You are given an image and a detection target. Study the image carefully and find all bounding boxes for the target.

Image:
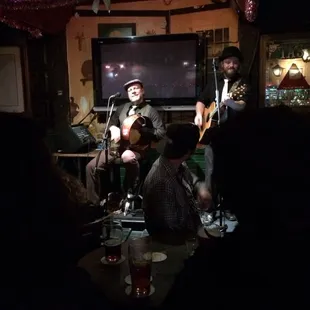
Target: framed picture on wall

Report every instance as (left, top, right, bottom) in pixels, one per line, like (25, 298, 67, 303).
(98, 23, 136, 38)
(0, 46, 24, 113)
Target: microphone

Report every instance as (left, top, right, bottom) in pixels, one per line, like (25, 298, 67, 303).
(109, 92, 121, 99)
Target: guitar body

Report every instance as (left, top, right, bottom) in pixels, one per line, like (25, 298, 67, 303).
(198, 83, 247, 144)
(199, 101, 225, 143)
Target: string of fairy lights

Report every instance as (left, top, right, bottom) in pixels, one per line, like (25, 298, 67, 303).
(0, 0, 259, 37)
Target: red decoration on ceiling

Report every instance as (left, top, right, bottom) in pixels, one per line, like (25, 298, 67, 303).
(244, 0, 258, 22)
(0, 0, 76, 37)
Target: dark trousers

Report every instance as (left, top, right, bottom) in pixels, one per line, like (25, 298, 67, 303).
(86, 150, 141, 204)
(205, 144, 233, 213)
(204, 144, 214, 191)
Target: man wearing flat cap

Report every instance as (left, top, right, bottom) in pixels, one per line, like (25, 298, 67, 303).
(86, 79, 165, 204)
(194, 46, 251, 221)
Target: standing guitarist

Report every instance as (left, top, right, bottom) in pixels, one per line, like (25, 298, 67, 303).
(194, 46, 251, 221)
(86, 79, 166, 205)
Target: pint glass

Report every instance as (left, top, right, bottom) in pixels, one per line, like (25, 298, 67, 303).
(102, 219, 123, 263)
(128, 237, 152, 298)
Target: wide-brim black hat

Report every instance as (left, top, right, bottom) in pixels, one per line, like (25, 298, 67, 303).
(123, 79, 144, 91)
(219, 46, 243, 62)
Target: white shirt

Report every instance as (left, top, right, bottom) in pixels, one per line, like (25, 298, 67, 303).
(220, 79, 229, 123)
(128, 105, 137, 116)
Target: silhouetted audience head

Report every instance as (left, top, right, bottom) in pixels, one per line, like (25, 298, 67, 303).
(60, 169, 88, 206)
(212, 106, 310, 235)
(158, 123, 200, 159)
(0, 113, 80, 286)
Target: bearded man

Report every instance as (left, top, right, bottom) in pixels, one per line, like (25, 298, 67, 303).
(194, 46, 251, 221)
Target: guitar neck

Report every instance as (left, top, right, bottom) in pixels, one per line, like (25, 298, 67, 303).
(210, 101, 224, 118)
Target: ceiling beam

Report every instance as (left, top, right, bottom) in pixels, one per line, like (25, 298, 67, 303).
(77, 0, 150, 4)
(76, 2, 230, 16)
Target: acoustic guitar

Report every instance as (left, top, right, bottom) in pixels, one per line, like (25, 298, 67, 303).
(199, 84, 247, 143)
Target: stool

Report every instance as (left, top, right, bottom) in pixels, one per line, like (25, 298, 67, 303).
(96, 157, 152, 214)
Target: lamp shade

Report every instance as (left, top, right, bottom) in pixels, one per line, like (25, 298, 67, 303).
(289, 63, 299, 75)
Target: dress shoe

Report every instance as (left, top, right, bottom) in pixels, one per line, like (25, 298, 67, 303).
(224, 210, 237, 221)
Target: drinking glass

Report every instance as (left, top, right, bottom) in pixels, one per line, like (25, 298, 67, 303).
(128, 237, 152, 298)
(102, 218, 123, 263)
(185, 236, 198, 257)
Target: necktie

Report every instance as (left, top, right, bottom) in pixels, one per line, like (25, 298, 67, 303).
(221, 79, 229, 103)
(220, 79, 229, 123)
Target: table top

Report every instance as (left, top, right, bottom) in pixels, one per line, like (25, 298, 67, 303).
(53, 149, 100, 158)
(52, 142, 205, 158)
(78, 241, 188, 308)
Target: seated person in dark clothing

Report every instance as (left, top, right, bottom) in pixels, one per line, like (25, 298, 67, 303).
(0, 113, 113, 309)
(86, 79, 166, 204)
(143, 123, 212, 244)
(162, 106, 310, 309)
(60, 169, 105, 223)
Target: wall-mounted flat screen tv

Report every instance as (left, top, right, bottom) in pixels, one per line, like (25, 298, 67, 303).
(91, 33, 204, 109)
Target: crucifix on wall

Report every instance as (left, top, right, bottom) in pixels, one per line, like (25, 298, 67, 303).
(75, 31, 85, 51)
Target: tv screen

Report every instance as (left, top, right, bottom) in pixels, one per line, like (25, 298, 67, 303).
(92, 34, 203, 108)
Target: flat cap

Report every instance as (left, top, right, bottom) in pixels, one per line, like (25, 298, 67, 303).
(123, 79, 143, 91)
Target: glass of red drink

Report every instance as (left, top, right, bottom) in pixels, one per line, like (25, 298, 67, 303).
(102, 219, 123, 263)
(128, 237, 152, 298)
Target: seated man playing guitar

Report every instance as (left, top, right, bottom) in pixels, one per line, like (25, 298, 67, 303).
(86, 79, 166, 205)
(194, 46, 251, 221)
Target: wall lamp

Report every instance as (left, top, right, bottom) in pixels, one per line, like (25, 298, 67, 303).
(302, 49, 310, 62)
(272, 64, 283, 77)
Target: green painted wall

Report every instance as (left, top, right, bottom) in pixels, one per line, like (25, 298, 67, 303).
(120, 148, 205, 184)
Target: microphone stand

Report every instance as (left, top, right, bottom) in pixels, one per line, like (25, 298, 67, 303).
(212, 58, 227, 237)
(94, 95, 116, 214)
(212, 58, 221, 127)
(86, 113, 98, 128)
